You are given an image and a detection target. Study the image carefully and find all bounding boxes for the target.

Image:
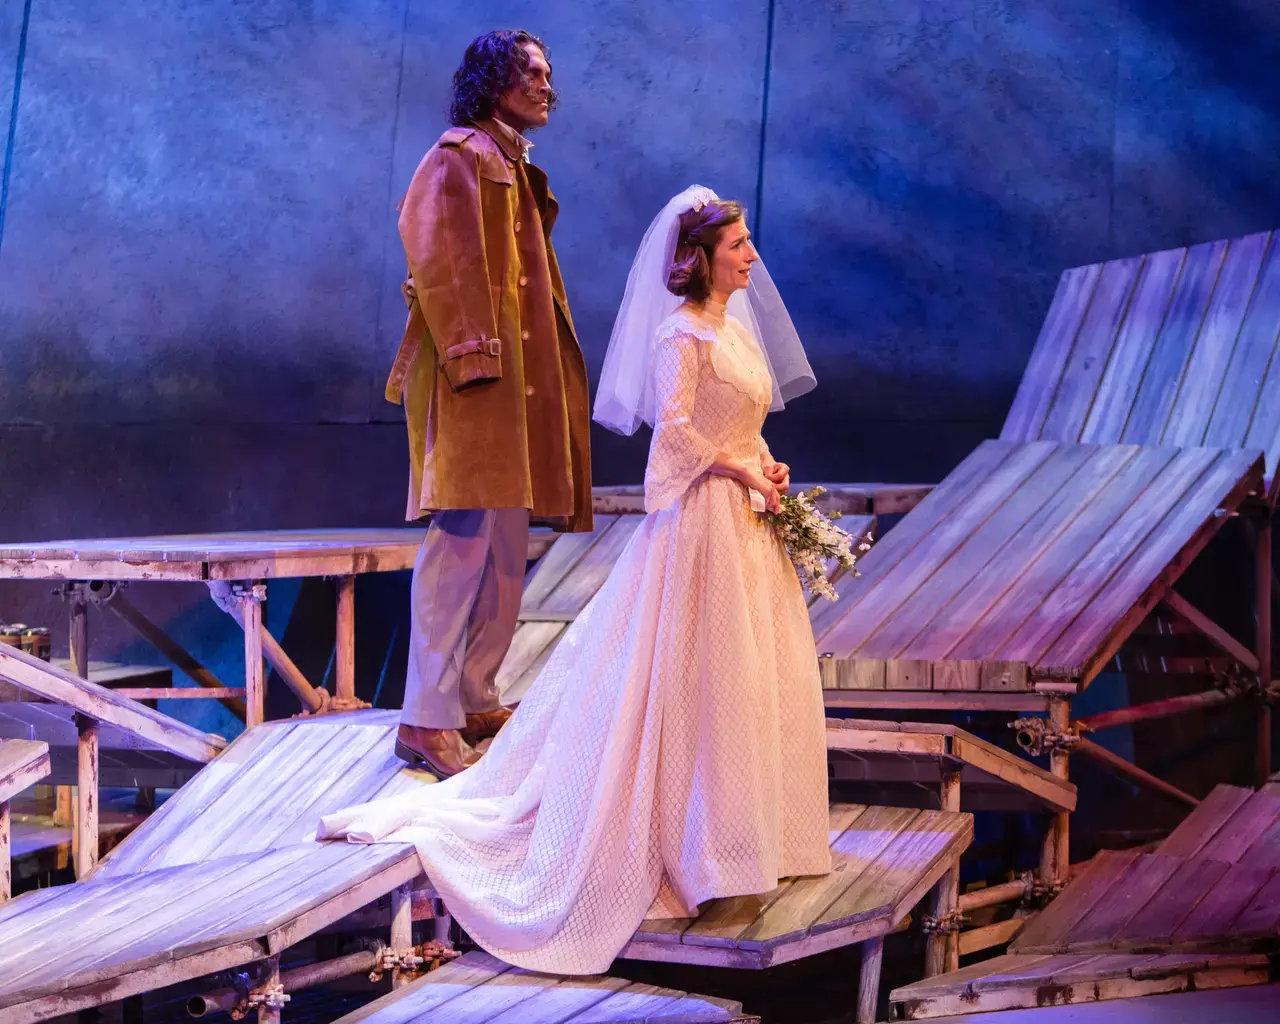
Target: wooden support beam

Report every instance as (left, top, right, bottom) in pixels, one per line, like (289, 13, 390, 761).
(925, 771, 961, 978)
(0, 800, 9, 903)
(105, 588, 245, 718)
(856, 935, 884, 1024)
(956, 915, 1028, 956)
(1075, 688, 1241, 732)
(239, 585, 266, 729)
(1049, 697, 1070, 888)
(1075, 736, 1199, 808)
(1162, 589, 1259, 672)
(113, 686, 247, 700)
(257, 956, 282, 1024)
(76, 714, 99, 879)
(390, 882, 413, 990)
(335, 575, 356, 706)
(1257, 511, 1273, 785)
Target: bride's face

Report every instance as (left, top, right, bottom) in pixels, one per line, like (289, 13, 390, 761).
(710, 220, 760, 296)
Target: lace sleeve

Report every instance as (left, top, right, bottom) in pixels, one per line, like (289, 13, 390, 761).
(644, 329, 718, 512)
(759, 436, 774, 466)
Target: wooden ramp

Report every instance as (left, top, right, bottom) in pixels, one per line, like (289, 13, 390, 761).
(811, 440, 1262, 698)
(334, 951, 750, 1024)
(826, 719, 1077, 813)
(889, 780, 1280, 1017)
(1002, 228, 1280, 494)
(623, 804, 971, 963)
(1, 739, 50, 901)
(502, 505, 876, 705)
(0, 712, 431, 1021)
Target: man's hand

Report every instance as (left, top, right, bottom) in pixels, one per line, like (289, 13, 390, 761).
(763, 460, 791, 495)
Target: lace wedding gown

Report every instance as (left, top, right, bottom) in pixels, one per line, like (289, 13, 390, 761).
(318, 300, 831, 975)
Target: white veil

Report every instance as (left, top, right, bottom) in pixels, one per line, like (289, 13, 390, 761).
(593, 185, 816, 436)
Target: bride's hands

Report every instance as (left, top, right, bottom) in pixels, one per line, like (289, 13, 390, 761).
(739, 467, 782, 514)
(763, 460, 791, 495)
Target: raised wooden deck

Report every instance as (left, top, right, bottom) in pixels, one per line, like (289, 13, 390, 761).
(1, 739, 51, 902)
(334, 951, 751, 1024)
(810, 440, 1262, 694)
(826, 719, 1077, 813)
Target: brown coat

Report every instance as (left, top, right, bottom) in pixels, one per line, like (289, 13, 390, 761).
(386, 120, 593, 533)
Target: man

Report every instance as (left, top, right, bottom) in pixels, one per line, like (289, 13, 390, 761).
(385, 30, 593, 777)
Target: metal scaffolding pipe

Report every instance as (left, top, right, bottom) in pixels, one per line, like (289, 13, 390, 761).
(187, 949, 380, 1017)
(1075, 737, 1200, 808)
(957, 878, 1031, 913)
(1075, 688, 1240, 733)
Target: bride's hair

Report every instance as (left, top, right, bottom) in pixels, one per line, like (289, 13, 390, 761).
(666, 200, 745, 303)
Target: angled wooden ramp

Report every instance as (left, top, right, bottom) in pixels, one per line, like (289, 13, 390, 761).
(0, 712, 433, 1022)
(1, 739, 50, 901)
(812, 440, 1262, 698)
(503, 505, 876, 705)
(890, 781, 1280, 1018)
(826, 719, 1076, 813)
(1003, 228, 1280, 494)
(334, 951, 751, 1024)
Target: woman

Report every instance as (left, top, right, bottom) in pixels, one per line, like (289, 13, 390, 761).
(319, 186, 830, 975)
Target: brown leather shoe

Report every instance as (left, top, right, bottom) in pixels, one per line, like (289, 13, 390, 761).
(395, 725, 479, 778)
(461, 706, 514, 748)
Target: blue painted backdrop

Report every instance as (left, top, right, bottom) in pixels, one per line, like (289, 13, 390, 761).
(1, 1, 1279, 738)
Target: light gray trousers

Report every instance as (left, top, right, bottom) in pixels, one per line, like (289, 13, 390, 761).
(401, 508, 530, 730)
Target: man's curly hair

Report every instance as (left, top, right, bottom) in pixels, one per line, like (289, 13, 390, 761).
(449, 30, 557, 127)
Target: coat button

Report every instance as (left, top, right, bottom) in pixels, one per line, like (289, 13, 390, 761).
(514, 222, 522, 233)
(518, 275, 528, 287)
(521, 330, 530, 341)
(525, 385, 535, 397)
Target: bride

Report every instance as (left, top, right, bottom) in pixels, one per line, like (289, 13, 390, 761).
(319, 185, 831, 975)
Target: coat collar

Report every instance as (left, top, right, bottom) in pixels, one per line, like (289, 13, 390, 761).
(475, 118, 531, 164)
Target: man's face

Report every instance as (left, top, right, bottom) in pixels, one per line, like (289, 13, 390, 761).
(496, 42, 552, 131)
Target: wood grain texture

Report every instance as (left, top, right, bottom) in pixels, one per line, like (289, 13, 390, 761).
(0, 740, 51, 804)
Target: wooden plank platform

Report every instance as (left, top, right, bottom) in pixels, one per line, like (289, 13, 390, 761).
(0, 644, 223, 767)
(620, 803, 972, 969)
(0, 841, 420, 1021)
(500, 512, 877, 704)
(826, 719, 1077, 813)
(335, 950, 750, 1024)
(0, 741, 49, 806)
(811, 440, 1262, 692)
(1002, 229, 1280, 494)
(889, 951, 1270, 1019)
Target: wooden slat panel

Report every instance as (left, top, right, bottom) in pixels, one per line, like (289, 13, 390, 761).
(1170, 863, 1274, 944)
(333, 951, 512, 1024)
(812, 441, 1018, 643)
(861, 445, 1099, 660)
(1080, 247, 1186, 443)
(947, 446, 1176, 663)
(966, 953, 1101, 993)
(1226, 871, 1280, 940)
(1198, 793, 1280, 864)
(1206, 233, 1280, 455)
(521, 518, 619, 612)
(1162, 233, 1270, 447)
(561, 983, 699, 1024)
(1157, 785, 1254, 858)
(811, 810, 969, 933)
(1120, 239, 1230, 444)
(495, 623, 566, 695)
(1115, 858, 1231, 948)
(905, 446, 1136, 661)
(482, 976, 633, 1024)
(1011, 850, 1141, 952)
(539, 516, 643, 616)
(1062, 854, 1183, 949)
(1009, 448, 1251, 672)
(1040, 256, 1145, 441)
(1002, 263, 1105, 442)
(0, 740, 50, 804)
(820, 443, 1057, 655)
(1237, 813, 1280, 870)
(819, 658, 886, 690)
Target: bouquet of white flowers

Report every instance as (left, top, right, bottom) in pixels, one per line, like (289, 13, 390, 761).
(767, 486, 874, 602)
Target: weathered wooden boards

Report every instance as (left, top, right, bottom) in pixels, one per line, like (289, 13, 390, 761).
(0, 529, 429, 582)
(98, 711, 427, 876)
(889, 951, 1270, 1019)
(333, 950, 749, 1024)
(1003, 229, 1280, 494)
(592, 483, 926, 517)
(0, 644, 223, 765)
(812, 440, 1262, 693)
(1006, 783, 1280, 958)
(0, 841, 420, 1022)
(1, 740, 51, 902)
(825, 719, 1077, 813)
(620, 803, 972, 970)
(498, 513, 875, 704)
